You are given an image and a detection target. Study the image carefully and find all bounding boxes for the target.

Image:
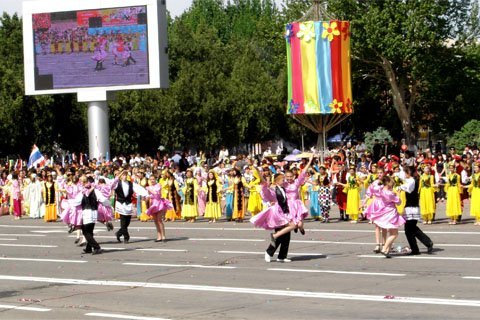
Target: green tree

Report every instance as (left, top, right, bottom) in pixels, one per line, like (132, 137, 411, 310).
(447, 120, 480, 151)
(329, 0, 475, 147)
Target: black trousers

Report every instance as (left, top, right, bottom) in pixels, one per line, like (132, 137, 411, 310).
(82, 223, 100, 251)
(266, 227, 291, 260)
(404, 220, 432, 254)
(116, 215, 132, 241)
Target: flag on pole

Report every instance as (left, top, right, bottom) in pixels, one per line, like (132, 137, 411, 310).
(27, 145, 46, 169)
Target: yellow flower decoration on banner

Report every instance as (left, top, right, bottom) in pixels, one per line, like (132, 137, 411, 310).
(322, 21, 340, 41)
(329, 99, 343, 113)
(304, 100, 319, 113)
(297, 22, 315, 42)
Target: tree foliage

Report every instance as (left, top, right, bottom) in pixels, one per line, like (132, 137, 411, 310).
(447, 120, 480, 151)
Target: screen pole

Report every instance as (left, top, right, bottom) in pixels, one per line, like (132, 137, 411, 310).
(87, 101, 110, 162)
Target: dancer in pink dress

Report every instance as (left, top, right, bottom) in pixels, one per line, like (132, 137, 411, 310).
(363, 167, 387, 253)
(60, 176, 83, 232)
(92, 38, 108, 71)
(96, 178, 114, 231)
(368, 176, 406, 258)
(195, 168, 206, 217)
(146, 175, 173, 242)
(251, 155, 314, 246)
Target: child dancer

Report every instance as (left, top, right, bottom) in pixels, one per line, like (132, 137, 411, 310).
(338, 166, 361, 223)
(368, 176, 406, 258)
(419, 165, 437, 224)
(146, 175, 173, 242)
(308, 174, 322, 221)
(318, 165, 331, 222)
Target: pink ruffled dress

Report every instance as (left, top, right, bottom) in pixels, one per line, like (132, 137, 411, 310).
(282, 172, 309, 224)
(368, 188, 406, 229)
(146, 184, 173, 216)
(363, 180, 383, 220)
(96, 183, 113, 222)
(250, 184, 290, 230)
(60, 183, 83, 226)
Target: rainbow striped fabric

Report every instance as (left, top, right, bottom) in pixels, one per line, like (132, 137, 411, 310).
(286, 20, 353, 115)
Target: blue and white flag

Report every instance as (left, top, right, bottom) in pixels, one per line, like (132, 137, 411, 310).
(27, 145, 46, 169)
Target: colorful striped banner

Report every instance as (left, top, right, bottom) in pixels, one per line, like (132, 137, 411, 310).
(286, 20, 353, 115)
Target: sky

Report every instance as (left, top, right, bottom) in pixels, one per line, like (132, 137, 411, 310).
(1, 0, 197, 18)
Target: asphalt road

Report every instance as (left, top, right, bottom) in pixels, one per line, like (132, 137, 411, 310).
(0, 200, 479, 320)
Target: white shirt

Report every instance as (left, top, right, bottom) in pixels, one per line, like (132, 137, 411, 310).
(111, 179, 148, 215)
(70, 189, 110, 224)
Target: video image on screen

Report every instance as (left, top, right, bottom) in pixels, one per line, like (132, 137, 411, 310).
(32, 6, 149, 90)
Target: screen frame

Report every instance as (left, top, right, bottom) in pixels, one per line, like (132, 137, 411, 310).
(23, 0, 168, 96)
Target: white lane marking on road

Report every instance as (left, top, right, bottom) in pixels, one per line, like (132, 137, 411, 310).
(359, 255, 480, 261)
(136, 249, 188, 252)
(0, 238, 18, 241)
(0, 234, 45, 237)
(0, 257, 87, 263)
(101, 247, 127, 250)
(268, 268, 405, 277)
(85, 312, 170, 320)
(0, 244, 57, 248)
(123, 262, 236, 269)
(31, 230, 67, 233)
(0, 304, 51, 312)
(188, 238, 264, 242)
(0, 225, 63, 229)
(462, 277, 480, 280)
(69, 235, 150, 240)
(3, 275, 480, 307)
(216, 251, 324, 256)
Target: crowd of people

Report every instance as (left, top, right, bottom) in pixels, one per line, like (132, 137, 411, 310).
(0, 139, 479, 258)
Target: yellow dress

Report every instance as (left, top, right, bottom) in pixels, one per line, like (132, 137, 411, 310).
(394, 176, 406, 215)
(343, 176, 361, 220)
(204, 180, 222, 220)
(469, 173, 480, 219)
(232, 177, 246, 221)
(445, 173, 462, 219)
(419, 174, 436, 221)
(43, 182, 57, 222)
(247, 169, 262, 216)
(182, 177, 198, 219)
(363, 173, 377, 208)
(138, 177, 151, 222)
(164, 179, 181, 221)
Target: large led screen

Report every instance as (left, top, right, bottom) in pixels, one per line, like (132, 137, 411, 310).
(32, 6, 149, 90)
(24, 0, 169, 96)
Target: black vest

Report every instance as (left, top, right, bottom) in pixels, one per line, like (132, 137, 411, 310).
(115, 181, 134, 204)
(81, 191, 98, 210)
(405, 177, 419, 208)
(275, 186, 289, 214)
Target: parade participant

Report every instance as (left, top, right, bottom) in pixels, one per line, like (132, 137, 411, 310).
(231, 168, 246, 222)
(182, 168, 198, 222)
(70, 176, 111, 255)
(307, 173, 322, 221)
(96, 178, 114, 231)
(338, 166, 361, 223)
(400, 167, 433, 255)
(223, 169, 234, 220)
(10, 172, 22, 220)
(266, 155, 313, 242)
(24, 173, 43, 219)
(444, 164, 462, 224)
(419, 165, 436, 224)
(369, 176, 406, 258)
(163, 170, 182, 222)
(113, 169, 148, 244)
(246, 165, 263, 216)
(136, 170, 150, 222)
(250, 171, 292, 263)
(469, 163, 480, 225)
(204, 170, 223, 223)
(42, 172, 58, 222)
(333, 161, 348, 221)
(146, 175, 173, 242)
(195, 166, 207, 217)
(318, 165, 331, 222)
(392, 164, 406, 215)
(363, 167, 387, 253)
